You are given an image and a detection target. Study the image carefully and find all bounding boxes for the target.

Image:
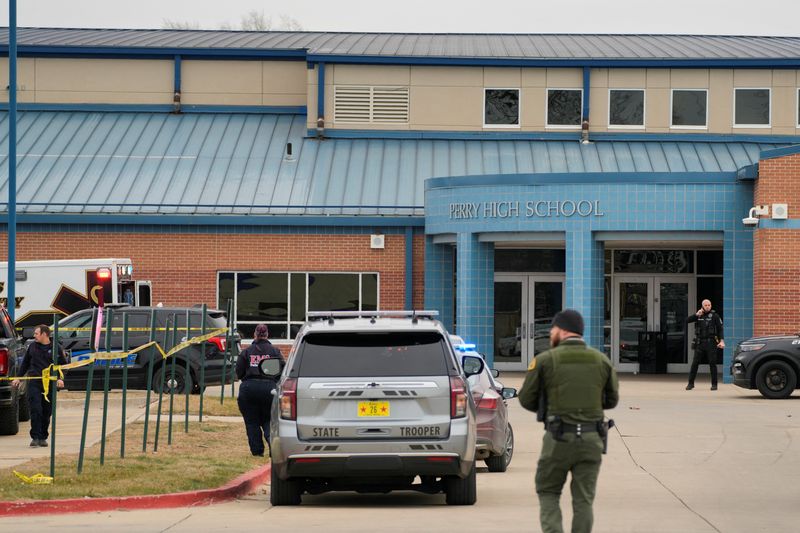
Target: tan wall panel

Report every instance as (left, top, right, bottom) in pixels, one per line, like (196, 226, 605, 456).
(589, 89, 609, 130)
(608, 69, 646, 88)
(409, 86, 481, 128)
(521, 68, 546, 87)
(262, 61, 307, 94)
(646, 69, 670, 88)
(589, 68, 608, 88)
(708, 69, 733, 133)
(520, 87, 546, 128)
(484, 67, 520, 88)
(771, 86, 796, 128)
(0, 58, 35, 92)
(410, 66, 482, 87)
(35, 91, 171, 104)
(180, 93, 262, 106)
(36, 58, 172, 93)
(182, 60, 261, 94)
(333, 64, 410, 85)
(733, 69, 772, 87)
(646, 88, 670, 129)
(670, 69, 709, 88)
(772, 69, 795, 87)
(546, 68, 582, 87)
(261, 93, 306, 106)
(773, 127, 797, 135)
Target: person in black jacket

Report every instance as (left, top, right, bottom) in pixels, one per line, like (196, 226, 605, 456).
(686, 299, 725, 391)
(12, 325, 66, 447)
(236, 324, 284, 456)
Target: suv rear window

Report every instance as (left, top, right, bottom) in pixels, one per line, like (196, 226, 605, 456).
(297, 332, 448, 377)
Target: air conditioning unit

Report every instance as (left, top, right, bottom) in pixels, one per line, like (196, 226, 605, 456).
(370, 234, 385, 249)
(772, 203, 789, 219)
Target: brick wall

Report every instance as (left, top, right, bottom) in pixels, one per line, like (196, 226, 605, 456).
(754, 152, 800, 335)
(0, 231, 425, 313)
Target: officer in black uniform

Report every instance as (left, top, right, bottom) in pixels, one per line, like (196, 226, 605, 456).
(12, 325, 67, 447)
(236, 324, 284, 456)
(686, 299, 724, 391)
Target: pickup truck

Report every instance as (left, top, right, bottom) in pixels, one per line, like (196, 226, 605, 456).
(0, 305, 29, 435)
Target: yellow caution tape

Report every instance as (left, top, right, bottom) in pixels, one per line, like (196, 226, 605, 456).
(13, 471, 54, 485)
(0, 327, 229, 401)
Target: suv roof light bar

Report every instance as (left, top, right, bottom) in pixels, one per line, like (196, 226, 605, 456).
(307, 310, 440, 323)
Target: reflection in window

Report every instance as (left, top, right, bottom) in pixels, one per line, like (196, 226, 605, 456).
(309, 273, 359, 312)
(613, 250, 694, 274)
(734, 89, 770, 126)
(485, 89, 520, 126)
(547, 89, 582, 126)
(494, 249, 566, 273)
(672, 90, 707, 127)
(218, 272, 234, 311)
(236, 273, 288, 322)
(609, 89, 644, 127)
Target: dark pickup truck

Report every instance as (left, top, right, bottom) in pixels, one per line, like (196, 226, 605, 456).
(732, 334, 800, 399)
(0, 305, 29, 435)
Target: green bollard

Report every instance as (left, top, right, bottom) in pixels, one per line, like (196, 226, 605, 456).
(100, 308, 114, 465)
(184, 309, 190, 433)
(154, 315, 171, 453)
(168, 320, 177, 445)
(220, 299, 232, 405)
(142, 309, 157, 453)
(49, 315, 60, 479)
(120, 313, 129, 458)
(78, 307, 99, 474)
(199, 304, 207, 423)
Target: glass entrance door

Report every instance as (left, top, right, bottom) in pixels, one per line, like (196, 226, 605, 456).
(613, 276, 693, 372)
(494, 274, 564, 371)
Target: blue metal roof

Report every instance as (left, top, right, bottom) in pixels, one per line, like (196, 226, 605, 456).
(0, 111, 780, 218)
(3, 28, 800, 61)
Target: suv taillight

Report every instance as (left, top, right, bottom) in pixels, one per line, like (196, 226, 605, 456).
(0, 348, 8, 375)
(207, 337, 227, 352)
(477, 395, 498, 410)
(450, 376, 467, 418)
(280, 378, 297, 420)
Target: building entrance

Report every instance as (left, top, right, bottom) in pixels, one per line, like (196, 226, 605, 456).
(613, 275, 694, 373)
(493, 274, 564, 371)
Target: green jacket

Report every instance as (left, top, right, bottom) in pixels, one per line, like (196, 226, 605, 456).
(518, 337, 619, 424)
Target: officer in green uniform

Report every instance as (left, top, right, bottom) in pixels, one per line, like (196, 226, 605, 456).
(519, 309, 619, 533)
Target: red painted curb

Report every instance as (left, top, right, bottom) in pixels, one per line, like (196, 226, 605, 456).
(1, 463, 271, 517)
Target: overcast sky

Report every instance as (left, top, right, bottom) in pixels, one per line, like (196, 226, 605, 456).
(1, 0, 799, 36)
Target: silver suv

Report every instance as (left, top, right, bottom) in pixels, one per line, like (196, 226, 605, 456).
(268, 311, 484, 506)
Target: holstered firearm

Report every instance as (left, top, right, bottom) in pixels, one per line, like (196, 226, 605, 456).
(597, 419, 615, 454)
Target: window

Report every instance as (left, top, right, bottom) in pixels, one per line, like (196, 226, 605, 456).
(547, 89, 582, 127)
(484, 89, 520, 127)
(671, 89, 707, 128)
(609, 89, 645, 128)
(217, 272, 380, 341)
(734, 88, 770, 127)
(333, 85, 410, 124)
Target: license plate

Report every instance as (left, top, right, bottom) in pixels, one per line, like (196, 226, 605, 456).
(357, 401, 390, 417)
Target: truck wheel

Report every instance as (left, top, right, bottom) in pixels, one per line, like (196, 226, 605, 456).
(485, 423, 514, 472)
(755, 360, 797, 399)
(18, 391, 30, 422)
(444, 463, 476, 505)
(0, 392, 20, 435)
(270, 463, 302, 505)
(154, 364, 192, 395)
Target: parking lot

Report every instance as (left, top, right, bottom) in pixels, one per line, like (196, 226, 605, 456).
(1, 373, 798, 532)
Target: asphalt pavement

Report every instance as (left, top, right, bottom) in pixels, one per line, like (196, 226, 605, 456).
(2, 373, 799, 532)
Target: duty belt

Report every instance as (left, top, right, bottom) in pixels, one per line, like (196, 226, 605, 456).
(546, 420, 601, 435)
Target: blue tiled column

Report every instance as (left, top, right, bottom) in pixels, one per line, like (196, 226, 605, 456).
(565, 231, 604, 350)
(722, 229, 754, 383)
(424, 237, 455, 332)
(456, 233, 495, 364)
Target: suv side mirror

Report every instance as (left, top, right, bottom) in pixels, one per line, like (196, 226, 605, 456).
(501, 387, 518, 400)
(461, 355, 485, 377)
(258, 358, 284, 379)
(490, 368, 500, 378)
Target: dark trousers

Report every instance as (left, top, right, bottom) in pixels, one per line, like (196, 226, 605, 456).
(28, 381, 52, 441)
(237, 379, 275, 456)
(689, 341, 718, 387)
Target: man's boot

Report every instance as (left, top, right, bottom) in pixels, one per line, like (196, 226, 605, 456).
(685, 383, 694, 390)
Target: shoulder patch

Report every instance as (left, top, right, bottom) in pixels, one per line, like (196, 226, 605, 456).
(527, 358, 537, 371)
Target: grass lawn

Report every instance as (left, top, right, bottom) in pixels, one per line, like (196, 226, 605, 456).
(0, 420, 265, 501)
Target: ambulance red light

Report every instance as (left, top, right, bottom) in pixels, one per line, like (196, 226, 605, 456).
(96, 268, 112, 280)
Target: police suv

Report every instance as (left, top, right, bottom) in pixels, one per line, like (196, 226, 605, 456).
(732, 334, 800, 399)
(267, 311, 484, 506)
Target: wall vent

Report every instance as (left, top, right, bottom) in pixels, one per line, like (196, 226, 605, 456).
(334, 86, 409, 124)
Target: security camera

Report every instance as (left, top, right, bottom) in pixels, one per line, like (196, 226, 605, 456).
(742, 216, 759, 226)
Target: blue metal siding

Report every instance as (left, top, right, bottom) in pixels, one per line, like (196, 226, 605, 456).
(0, 111, 788, 218)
